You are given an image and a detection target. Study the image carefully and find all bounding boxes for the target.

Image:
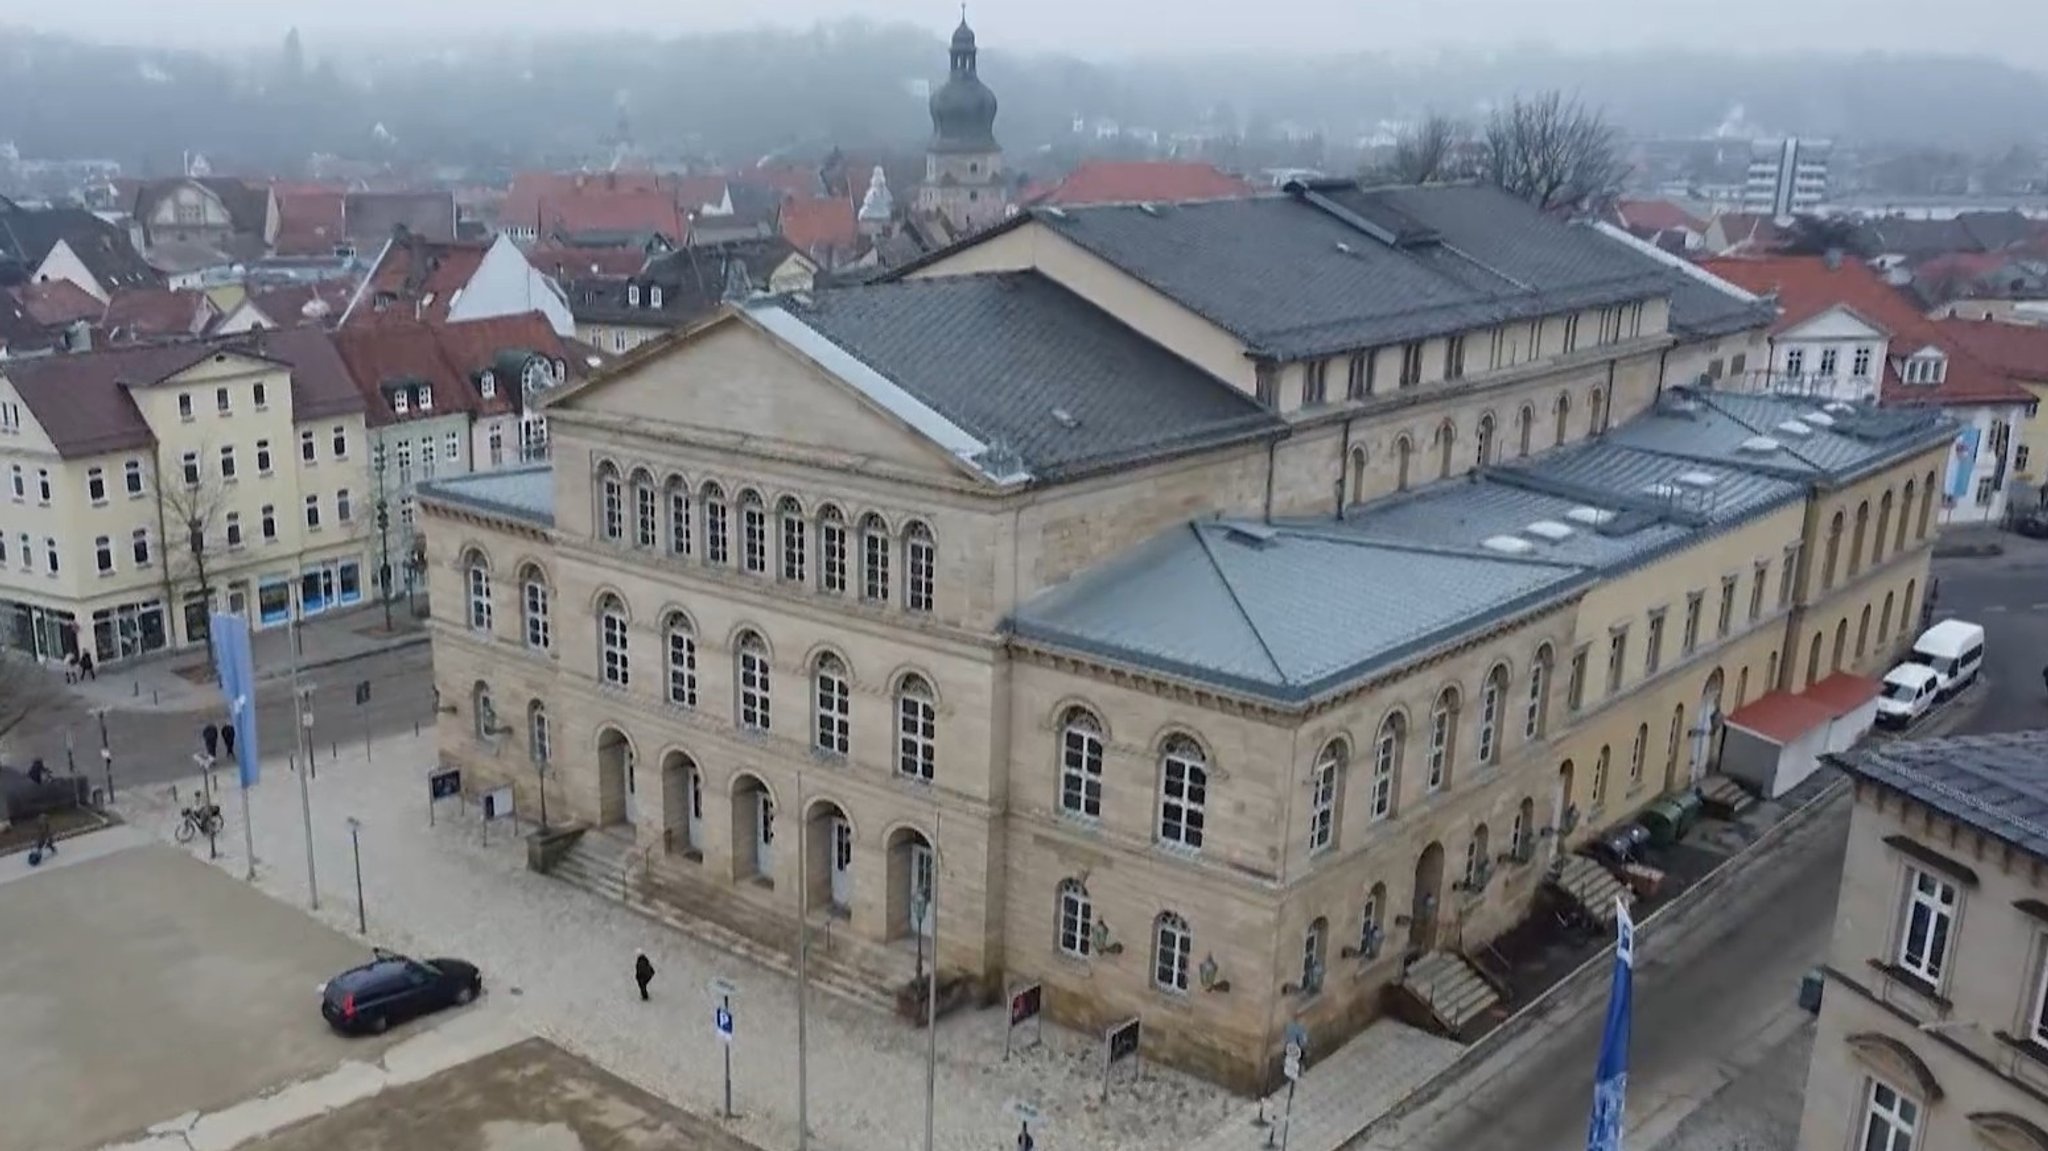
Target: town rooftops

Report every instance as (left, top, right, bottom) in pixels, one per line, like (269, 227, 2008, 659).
(1588, 221, 1774, 342)
(416, 464, 554, 529)
(1028, 161, 1256, 208)
(1008, 388, 1952, 705)
(937, 180, 1677, 361)
(1607, 389, 1952, 485)
(1831, 730, 2048, 865)
(748, 270, 1285, 483)
(0, 202, 158, 292)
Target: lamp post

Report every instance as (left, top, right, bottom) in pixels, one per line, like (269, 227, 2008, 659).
(373, 440, 392, 631)
(93, 706, 114, 803)
(346, 816, 366, 934)
(288, 608, 319, 911)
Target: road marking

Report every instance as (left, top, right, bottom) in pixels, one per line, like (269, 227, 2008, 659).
(2033, 603, 2048, 611)
(1985, 605, 2010, 613)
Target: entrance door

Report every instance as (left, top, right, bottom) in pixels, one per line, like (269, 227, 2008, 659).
(755, 793, 776, 875)
(1409, 842, 1444, 953)
(909, 842, 935, 938)
(829, 818, 853, 909)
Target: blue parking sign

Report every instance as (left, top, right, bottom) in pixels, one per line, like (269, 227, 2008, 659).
(714, 1004, 734, 1044)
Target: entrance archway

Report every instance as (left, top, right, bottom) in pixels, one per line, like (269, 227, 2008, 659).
(1408, 842, 1445, 953)
(661, 751, 702, 856)
(885, 826, 936, 941)
(730, 773, 774, 882)
(1691, 670, 1724, 785)
(805, 799, 854, 917)
(596, 727, 634, 826)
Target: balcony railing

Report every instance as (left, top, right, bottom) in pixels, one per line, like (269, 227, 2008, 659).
(1715, 369, 1881, 403)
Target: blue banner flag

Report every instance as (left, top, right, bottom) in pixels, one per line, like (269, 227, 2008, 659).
(1585, 898, 1635, 1151)
(208, 613, 261, 788)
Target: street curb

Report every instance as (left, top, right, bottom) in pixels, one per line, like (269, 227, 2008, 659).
(1346, 775, 1851, 1148)
(267, 632, 431, 682)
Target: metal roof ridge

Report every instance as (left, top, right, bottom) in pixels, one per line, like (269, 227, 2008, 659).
(1189, 521, 1289, 682)
(1270, 520, 1588, 572)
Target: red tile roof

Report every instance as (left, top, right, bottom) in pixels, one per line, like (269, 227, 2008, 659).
(1033, 161, 1255, 207)
(343, 239, 491, 329)
(431, 312, 570, 416)
(777, 195, 858, 260)
(1707, 211, 1788, 254)
(273, 187, 347, 256)
(12, 279, 103, 327)
(1939, 318, 2048, 384)
(1725, 690, 1834, 744)
(99, 288, 216, 342)
(1804, 673, 1881, 718)
(240, 281, 353, 328)
(540, 190, 687, 241)
(738, 165, 822, 199)
(1614, 199, 1705, 235)
(332, 311, 571, 424)
(502, 171, 673, 233)
(1701, 254, 2037, 408)
(529, 246, 652, 278)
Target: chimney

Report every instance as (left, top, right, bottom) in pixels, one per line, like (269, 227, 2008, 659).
(63, 320, 91, 353)
(1823, 248, 1843, 271)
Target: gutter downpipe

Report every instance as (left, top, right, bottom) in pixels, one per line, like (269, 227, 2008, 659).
(1337, 415, 1355, 520)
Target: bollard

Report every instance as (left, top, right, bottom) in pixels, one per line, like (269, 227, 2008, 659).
(331, 740, 338, 760)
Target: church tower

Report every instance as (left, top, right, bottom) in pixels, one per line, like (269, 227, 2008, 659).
(918, 15, 1007, 234)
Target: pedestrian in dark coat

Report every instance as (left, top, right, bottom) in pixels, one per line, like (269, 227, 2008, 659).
(33, 814, 56, 858)
(634, 951, 655, 1001)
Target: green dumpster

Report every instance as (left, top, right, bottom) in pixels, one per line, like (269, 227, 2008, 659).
(1639, 797, 1689, 846)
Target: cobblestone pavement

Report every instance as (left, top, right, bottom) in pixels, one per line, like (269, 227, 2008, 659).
(113, 732, 1244, 1151)
(1645, 1019, 1811, 1151)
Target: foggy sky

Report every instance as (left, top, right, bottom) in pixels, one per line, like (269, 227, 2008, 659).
(8, 0, 2047, 69)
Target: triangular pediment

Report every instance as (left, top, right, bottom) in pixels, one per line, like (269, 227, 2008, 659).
(546, 310, 1009, 485)
(1780, 304, 1889, 342)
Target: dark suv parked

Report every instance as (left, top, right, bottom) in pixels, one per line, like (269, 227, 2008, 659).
(319, 948, 481, 1035)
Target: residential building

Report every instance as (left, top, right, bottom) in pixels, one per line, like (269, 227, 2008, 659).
(1591, 222, 1774, 388)
(419, 179, 1949, 1093)
(339, 232, 574, 338)
(917, 19, 1008, 234)
(0, 198, 158, 302)
(0, 329, 370, 663)
(209, 281, 353, 335)
(776, 195, 859, 269)
(127, 177, 276, 259)
(1606, 199, 1708, 253)
(566, 238, 815, 355)
(1705, 254, 2036, 525)
(1798, 733, 2048, 1151)
(1744, 138, 1832, 217)
(1940, 319, 2048, 490)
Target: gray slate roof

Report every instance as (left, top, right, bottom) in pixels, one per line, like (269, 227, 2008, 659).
(1832, 731, 2048, 863)
(763, 271, 1284, 481)
(1025, 181, 1676, 360)
(1607, 389, 1951, 485)
(418, 465, 555, 528)
(1011, 387, 1954, 705)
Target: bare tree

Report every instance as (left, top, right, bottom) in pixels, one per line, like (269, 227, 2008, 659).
(153, 449, 234, 643)
(0, 653, 65, 757)
(1375, 112, 1475, 185)
(1481, 91, 1625, 213)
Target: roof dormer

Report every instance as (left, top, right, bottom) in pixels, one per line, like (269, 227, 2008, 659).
(1900, 346, 1947, 385)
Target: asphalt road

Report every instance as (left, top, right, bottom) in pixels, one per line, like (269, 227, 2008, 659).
(8, 641, 437, 793)
(1927, 537, 2048, 736)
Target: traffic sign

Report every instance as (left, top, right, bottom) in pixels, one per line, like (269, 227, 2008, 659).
(714, 1003, 734, 1044)
(1006, 1100, 1042, 1125)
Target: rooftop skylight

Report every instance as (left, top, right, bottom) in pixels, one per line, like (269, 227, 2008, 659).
(1524, 520, 1575, 542)
(1776, 419, 1813, 437)
(1482, 535, 1536, 555)
(1676, 470, 1720, 487)
(1740, 435, 1782, 453)
(1565, 506, 1616, 526)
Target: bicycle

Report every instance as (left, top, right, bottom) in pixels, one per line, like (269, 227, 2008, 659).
(176, 802, 224, 844)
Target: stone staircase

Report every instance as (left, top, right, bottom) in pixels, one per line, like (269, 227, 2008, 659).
(1397, 950, 1503, 1038)
(1550, 854, 1637, 928)
(548, 830, 913, 1015)
(1697, 775, 1759, 819)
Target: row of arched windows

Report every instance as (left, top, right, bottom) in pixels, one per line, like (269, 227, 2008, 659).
(1818, 471, 1936, 592)
(1347, 386, 1610, 500)
(594, 464, 938, 614)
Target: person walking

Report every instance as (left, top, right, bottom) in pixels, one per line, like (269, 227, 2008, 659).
(32, 814, 57, 860)
(78, 651, 95, 681)
(634, 950, 655, 1001)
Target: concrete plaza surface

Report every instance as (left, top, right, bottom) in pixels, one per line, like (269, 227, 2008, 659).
(0, 842, 404, 1151)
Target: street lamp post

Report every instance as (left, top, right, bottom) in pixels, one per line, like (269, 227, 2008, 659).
(373, 441, 392, 632)
(346, 817, 366, 934)
(288, 610, 319, 911)
(93, 706, 114, 803)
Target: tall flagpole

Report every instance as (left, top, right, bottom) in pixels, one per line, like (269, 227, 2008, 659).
(1584, 897, 1636, 1151)
(795, 769, 810, 1151)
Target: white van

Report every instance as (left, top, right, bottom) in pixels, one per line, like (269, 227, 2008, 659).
(1903, 619, 1986, 700)
(1875, 663, 1941, 729)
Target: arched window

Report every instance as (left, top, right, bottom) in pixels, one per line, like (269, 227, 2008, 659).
(597, 464, 623, 541)
(1153, 912, 1192, 993)
(1434, 419, 1456, 479)
(1299, 917, 1328, 993)
(1525, 645, 1552, 739)
(1667, 705, 1686, 779)
(632, 470, 657, 548)
(1511, 797, 1535, 860)
(1360, 883, 1388, 955)
(1058, 707, 1104, 819)
(860, 513, 891, 603)
(1395, 435, 1414, 490)
(1348, 446, 1368, 503)
(1463, 824, 1490, 888)
(1806, 632, 1824, 687)
(739, 489, 768, 574)
(1856, 603, 1873, 660)
(1629, 723, 1647, 785)
(521, 566, 551, 650)
(1475, 412, 1496, 467)
(1849, 501, 1869, 578)
(1308, 739, 1345, 854)
(812, 653, 850, 755)
(1898, 480, 1917, 552)
(818, 505, 848, 594)
(1823, 510, 1845, 589)
(1516, 403, 1535, 456)
(466, 553, 492, 632)
(664, 476, 692, 556)
(471, 681, 494, 742)
(1553, 392, 1571, 446)
(527, 700, 551, 764)
(664, 614, 697, 707)
(778, 496, 806, 583)
(1917, 469, 1936, 539)
(1874, 491, 1894, 566)
(1880, 590, 1896, 644)
(1426, 688, 1459, 792)
(1056, 878, 1093, 957)
(1370, 714, 1402, 820)
(598, 594, 629, 687)
(1592, 745, 1611, 805)
(1588, 387, 1606, 436)
(1833, 619, 1849, 670)
(896, 674, 937, 782)
(1477, 664, 1509, 765)
(737, 630, 771, 731)
(700, 482, 730, 565)
(1158, 736, 1208, 850)
(904, 522, 938, 614)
